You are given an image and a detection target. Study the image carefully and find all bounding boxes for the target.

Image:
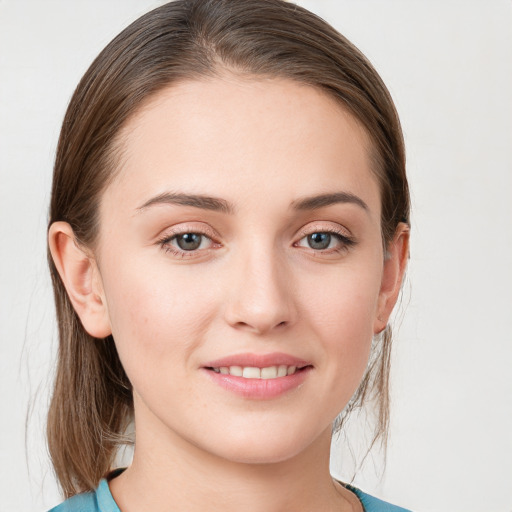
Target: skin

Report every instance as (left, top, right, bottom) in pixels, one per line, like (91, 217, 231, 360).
(49, 75, 409, 512)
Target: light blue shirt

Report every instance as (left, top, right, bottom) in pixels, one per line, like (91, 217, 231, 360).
(49, 478, 412, 512)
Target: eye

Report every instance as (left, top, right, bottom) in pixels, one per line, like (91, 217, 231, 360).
(295, 229, 356, 253)
(305, 232, 334, 250)
(174, 233, 207, 251)
(158, 230, 216, 258)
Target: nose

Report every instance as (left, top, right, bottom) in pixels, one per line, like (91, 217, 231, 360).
(223, 245, 297, 335)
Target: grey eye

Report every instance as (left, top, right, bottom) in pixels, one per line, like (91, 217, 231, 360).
(176, 233, 203, 251)
(307, 233, 332, 250)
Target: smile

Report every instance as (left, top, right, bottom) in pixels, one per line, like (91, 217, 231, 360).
(202, 353, 312, 399)
(210, 365, 299, 379)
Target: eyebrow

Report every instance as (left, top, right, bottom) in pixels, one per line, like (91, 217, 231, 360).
(291, 192, 368, 211)
(136, 190, 368, 214)
(137, 192, 234, 214)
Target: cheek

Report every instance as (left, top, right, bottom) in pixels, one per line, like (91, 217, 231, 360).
(299, 263, 381, 388)
(100, 257, 218, 376)
(304, 262, 380, 336)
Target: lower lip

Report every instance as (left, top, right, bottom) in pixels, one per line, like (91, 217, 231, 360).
(202, 367, 312, 400)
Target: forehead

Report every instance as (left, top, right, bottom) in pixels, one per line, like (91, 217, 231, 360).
(105, 76, 380, 217)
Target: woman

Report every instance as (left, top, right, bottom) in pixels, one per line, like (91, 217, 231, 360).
(47, 1, 411, 510)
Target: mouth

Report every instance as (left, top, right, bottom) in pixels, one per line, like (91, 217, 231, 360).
(205, 364, 309, 379)
(201, 353, 313, 399)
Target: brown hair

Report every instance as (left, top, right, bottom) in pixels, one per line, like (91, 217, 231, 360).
(47, 0, 409, 498)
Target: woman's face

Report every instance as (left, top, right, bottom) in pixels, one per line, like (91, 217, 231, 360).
(93, 76, 400, 464)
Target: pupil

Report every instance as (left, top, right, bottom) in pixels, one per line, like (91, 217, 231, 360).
(177, 233, 201, 250)
(308, 232, 330, 250)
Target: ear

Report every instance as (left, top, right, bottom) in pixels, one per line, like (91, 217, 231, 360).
(374, 223, 410, 334)
(48, 221, 112, 338)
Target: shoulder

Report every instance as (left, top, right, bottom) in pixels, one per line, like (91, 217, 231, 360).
(347, 485, 413, 512)
(48, 491, 98, 512)
(48, 479, 120, 512)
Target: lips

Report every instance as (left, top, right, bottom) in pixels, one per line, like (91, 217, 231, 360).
(202, 352, 312, 399)
(211, 365, 299, 379)
(203, 352, 310, 370)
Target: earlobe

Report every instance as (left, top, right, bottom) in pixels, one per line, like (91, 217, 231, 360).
(48, 221, 112, 338)
(374, 223, 410, 334)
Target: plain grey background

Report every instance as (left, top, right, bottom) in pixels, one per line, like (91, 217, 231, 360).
(1, 1, 511, 510)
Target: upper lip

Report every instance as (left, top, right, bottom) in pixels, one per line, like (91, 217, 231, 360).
(203, 352, 311, 369)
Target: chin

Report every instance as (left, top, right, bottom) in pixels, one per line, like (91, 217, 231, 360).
(202, 421, 324, 466)
(217, 444, 304, 466)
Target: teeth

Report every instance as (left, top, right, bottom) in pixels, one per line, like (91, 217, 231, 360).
(229, 366, 243, 377)
(261, 366, 277, 379)
(213, 365, 300, 379)
(242, 367, 261, 379)
(287, 366, 296, 376)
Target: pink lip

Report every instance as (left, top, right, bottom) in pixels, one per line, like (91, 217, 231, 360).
(201, 352, 313, 400)
(203, 352, 310, 369)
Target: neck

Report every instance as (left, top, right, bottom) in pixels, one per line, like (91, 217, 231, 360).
(109, 415, 357, 512)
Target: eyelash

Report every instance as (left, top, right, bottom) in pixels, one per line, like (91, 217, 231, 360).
(157, 229, 219, 259)
(294, 228, 356, 255)
(157, 227, 356, 259)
